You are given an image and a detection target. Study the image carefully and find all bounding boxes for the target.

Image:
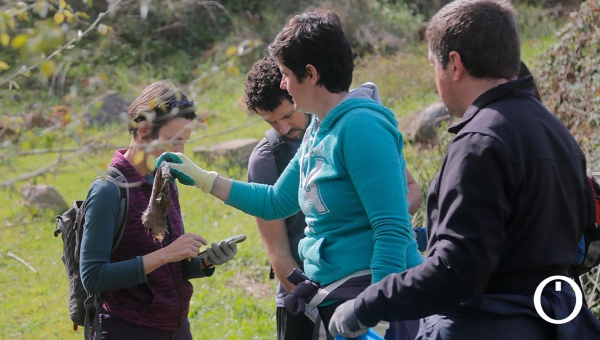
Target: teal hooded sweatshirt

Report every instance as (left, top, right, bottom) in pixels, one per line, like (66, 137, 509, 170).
(227, 83, 423, 286)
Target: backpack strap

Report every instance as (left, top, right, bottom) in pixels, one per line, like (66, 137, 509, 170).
(265, 128, 295, 176)
(265, 128, 286, 150)
(105, 166, 129, 253)
(84, 167, 129, 340)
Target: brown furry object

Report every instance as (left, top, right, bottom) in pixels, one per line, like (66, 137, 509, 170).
(141, 161, 172, 242)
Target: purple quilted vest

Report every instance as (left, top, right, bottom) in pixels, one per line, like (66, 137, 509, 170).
(101, 149, 193, 331)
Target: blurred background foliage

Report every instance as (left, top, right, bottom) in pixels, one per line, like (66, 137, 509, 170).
(1, 0, 600, 337)
(0, 0, 597, 218)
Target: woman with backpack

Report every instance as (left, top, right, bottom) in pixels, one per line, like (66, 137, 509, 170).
(79, 80, 238, 339)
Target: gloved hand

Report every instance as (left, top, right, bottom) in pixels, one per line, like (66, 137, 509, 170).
(206, 240, 237, 265)
(328, 299, 368, 338)
(155, 152, 218, 193)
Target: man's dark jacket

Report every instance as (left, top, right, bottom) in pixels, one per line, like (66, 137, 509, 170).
(354, 76, 592, 327)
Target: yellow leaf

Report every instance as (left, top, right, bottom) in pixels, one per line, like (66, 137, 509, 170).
(225, 46, 237, 57)
(54, 12, 65, 24)
(10, 34, 28, 49)
(59, 0, 67, 9)
(62, 113, 71, 125)
(40, 60, 57, 77)
(133, 151, 145, 166)
(0, 61, 9, 70)
(18, 12, 29, 22)
(0, 34, 9, 47)
(146, 155, 156, 171)
(226, 65, 239, 76)
(7, 17, 15, 29)
(76, 12, 89, 19)
(98, 73, 108, 82)
(97, 24, 108, 35)
(64, 10, 73, 22)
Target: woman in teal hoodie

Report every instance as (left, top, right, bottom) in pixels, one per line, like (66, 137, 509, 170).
(157, 9, 423, 339)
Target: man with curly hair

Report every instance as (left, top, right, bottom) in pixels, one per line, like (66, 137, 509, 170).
(244, 56, 316, 340)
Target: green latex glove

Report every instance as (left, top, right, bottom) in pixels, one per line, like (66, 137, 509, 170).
(155, 152, 218, 193)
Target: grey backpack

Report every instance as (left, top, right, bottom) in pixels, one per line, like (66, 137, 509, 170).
(54, 167, 129, 339)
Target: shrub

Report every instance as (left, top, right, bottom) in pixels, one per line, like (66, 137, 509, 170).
(536, 0, 600, 169)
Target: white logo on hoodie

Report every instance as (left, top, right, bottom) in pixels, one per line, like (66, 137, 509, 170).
(303, 157, 329, 216)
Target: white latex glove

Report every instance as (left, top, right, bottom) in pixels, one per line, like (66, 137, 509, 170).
(206, 240, 237, 265)
(155, 152, 218, 193)
(328, 299, 369, 338)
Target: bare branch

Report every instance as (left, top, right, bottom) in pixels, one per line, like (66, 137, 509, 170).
(0, 0, 124, 88)
(2, 117, 261, 188)
(7, 251, 38, 273)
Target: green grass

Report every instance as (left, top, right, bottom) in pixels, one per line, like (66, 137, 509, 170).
(0, 26, 559, 339)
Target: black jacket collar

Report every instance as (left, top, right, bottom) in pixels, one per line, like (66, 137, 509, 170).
(448, 75, 537, 134)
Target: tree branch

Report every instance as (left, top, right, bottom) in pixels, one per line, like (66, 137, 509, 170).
(7, 251, 38, 273)
(0, 0, 124, 88)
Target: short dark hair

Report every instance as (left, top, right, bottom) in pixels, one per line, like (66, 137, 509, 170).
(127, 80, 196, 140)
(244, 57, 293, 113)
(268, 9, 353, 93)
(427, 0, 520, 80)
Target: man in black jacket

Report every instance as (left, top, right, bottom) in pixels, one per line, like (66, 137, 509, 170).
(328, 0, 600, 339)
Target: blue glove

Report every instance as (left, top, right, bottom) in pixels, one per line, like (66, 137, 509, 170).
(155, 152, 218, 193)
(329, 299, 369, 338)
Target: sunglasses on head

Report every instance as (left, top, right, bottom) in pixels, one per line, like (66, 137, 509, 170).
(133, 99, 195, 123)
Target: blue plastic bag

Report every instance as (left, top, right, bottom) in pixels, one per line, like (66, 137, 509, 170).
(334, 328, 384, 340)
